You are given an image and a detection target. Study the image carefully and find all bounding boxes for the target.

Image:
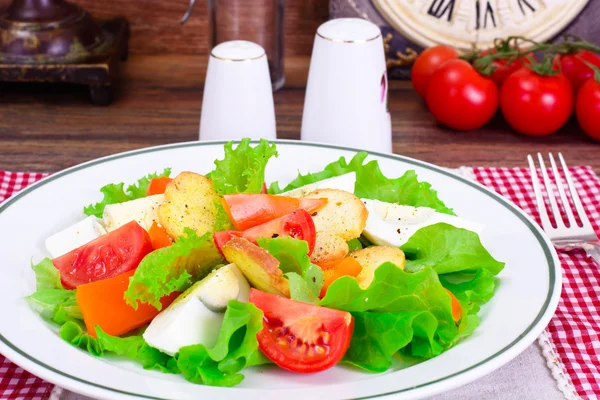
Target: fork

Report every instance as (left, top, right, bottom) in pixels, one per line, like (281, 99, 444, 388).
(528, 153, 600, 266)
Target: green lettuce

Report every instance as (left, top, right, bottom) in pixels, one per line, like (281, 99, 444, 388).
(257, 237, 324, 305)
(84, 168, 172, 217)
(347, 238, 363, 252)
(25, 258, 82, 324)
(176, 301, 267, 387)
(344, 311, 438, 372)
(400, 223, 505, 275)
(268, 152, 367, 194)
(125, 229, 224, 310)
(268, 152, 452, 214)
(210, 139, 278, 196)
(59, 301, 267, 387)
(60, 322, 178, 373)
(321, 263, 458, 357)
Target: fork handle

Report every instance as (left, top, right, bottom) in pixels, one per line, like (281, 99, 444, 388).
(583, 242, 600, 267)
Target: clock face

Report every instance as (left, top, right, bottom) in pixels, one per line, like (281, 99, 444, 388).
(372, 0, 590, 50)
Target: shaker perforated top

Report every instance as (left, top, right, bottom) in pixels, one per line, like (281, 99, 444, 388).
(211, 40, 266, 61)
(317, 18, 381, 43)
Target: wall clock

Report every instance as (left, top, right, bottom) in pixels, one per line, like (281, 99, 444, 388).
(371, 0, 590, 51)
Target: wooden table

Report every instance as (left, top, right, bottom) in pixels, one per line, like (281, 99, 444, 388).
(0, 54, 598, 174)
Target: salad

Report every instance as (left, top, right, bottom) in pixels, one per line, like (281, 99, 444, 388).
(26, 139, 504, 387)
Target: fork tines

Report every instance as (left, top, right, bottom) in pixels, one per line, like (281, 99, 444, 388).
(527, 153, 596, 242)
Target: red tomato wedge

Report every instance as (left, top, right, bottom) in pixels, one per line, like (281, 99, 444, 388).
(76, 269, 179, 337)
(148, 222, 172, 250)
(222, 194, 327, 231)
(249, 289, 354, 373)
(214, 209, 317, 255)
(146, 177, 173, 196)
(53, 221, 153, 289)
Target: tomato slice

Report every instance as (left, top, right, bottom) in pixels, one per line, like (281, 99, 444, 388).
(249, 289, 354, 373)
(214, 209, 317, 256)
(146, 177, 173, 196)
(222, 194, 327, 231)
(53, 221, 153, 289)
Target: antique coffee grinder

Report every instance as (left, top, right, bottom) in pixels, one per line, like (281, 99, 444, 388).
(0, 0, 129, 105)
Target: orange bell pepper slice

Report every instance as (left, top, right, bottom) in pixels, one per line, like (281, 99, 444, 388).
(76, 269, 179, 337)
(318, 257, 363, 298)
(146, 177, 173, 196)
(148, 222, 172, 250)
(444, 288, 463, 322)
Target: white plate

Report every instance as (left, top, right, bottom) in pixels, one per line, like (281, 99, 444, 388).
(0, 140, 561, 400)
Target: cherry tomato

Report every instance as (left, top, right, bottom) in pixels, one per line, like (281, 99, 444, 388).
(480, 48, 532, 87)
(222, 194, 327, 231)
(249, 288, 354, 373)
(53, 221, 153, 289)
(146, 177, 172, 196)
(500, 67, 573, 136)
(555, 51, 600, 93)
(411, 45, 459, 98)
(214, 209, 317, 255)
(426, 59, 499, 131)
(575, 78, 600, 141)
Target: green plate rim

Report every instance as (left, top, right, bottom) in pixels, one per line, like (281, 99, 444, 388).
(0, 140, 559, 400)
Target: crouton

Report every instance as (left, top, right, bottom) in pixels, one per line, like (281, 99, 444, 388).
(303, 189, 368, 263)
(158, 172, 220, 239)
(350, 246, 405, 288)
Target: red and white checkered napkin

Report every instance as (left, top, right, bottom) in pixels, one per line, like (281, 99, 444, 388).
(1, 167, 599, 400)
(474, 166, 600, 399)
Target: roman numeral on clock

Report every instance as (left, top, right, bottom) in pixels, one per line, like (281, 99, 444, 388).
(427, 0, 456, 22)
(475, 0, 497, 30)
(517, 0, 536, 15)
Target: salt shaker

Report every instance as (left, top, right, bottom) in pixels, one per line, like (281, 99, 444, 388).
(301, 18, 392, 153)
(199, 41, 277, 141)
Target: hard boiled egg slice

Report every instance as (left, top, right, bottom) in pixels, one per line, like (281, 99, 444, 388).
(103, 194, 164, 232)
(281, 172, 356, 197)
(362, 199, 483, 247)
(143, 263, 250, 356)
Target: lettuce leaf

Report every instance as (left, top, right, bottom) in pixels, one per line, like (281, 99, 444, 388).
(268, 152, 367, 194)
(176, 301, 267, 387)
(347, 238, 363, 252)
(257, 237, 324, 305)
(25, 258, 82, 323)
(59, 322, 178, 373)
(125, 229, 224, 310)
(267, 152, 452, 214)
(400, 223, 505, 275)
(84, 168, 171, 217)
(344, 311, 438, 372)
(320, 263, 458, 354)
(59, 301, 266, 386)
(210, 139, 278, 196)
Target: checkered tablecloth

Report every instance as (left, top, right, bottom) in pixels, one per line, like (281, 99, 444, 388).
(1, 167, 599, 400)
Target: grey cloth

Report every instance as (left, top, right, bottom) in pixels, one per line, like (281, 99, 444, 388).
(55, 343, 563, 400)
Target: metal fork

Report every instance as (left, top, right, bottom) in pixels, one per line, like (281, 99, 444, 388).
(528, 153, 600, 266)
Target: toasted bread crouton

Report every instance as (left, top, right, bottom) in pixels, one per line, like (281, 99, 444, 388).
(222, 237, 290, 297)
(303, 189, 368, 263)
(350, 246, 405, 288)
(158, 172, 220, 239)
(310, 233, 349, 264)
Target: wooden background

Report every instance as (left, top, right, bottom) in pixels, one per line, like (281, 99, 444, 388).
(0, 0, 329, 56)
